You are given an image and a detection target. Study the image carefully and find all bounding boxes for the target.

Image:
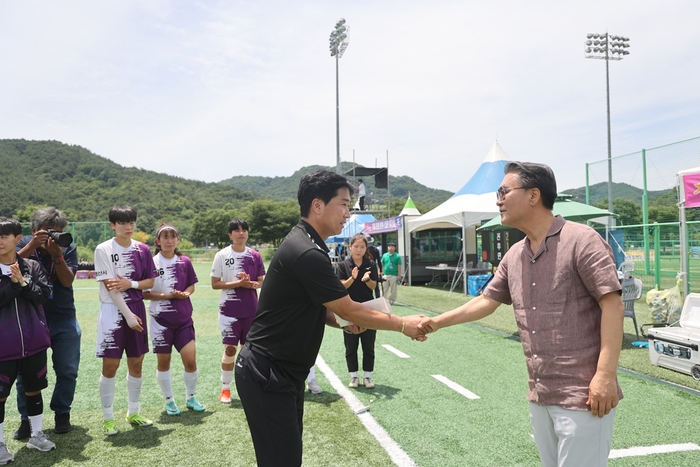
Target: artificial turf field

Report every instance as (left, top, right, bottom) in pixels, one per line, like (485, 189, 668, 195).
(3, 262, 700, 466)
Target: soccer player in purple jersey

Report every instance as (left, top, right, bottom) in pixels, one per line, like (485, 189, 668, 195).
(210, 219, 265, 404)
(144, 224, 205, 416)
(94, 205, 157, 436)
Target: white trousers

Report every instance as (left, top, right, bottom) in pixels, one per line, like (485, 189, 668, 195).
(529, 403, 616, 467)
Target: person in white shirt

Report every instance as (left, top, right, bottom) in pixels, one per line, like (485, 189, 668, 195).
(357, 179, 366, 210)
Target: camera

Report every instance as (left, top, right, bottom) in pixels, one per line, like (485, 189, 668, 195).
(47, 229, 73, 247)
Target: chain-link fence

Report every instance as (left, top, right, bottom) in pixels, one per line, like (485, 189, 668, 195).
(587, 136, 700, 296)
(586, 136, 700, 195)
(601, 221, 700, 295)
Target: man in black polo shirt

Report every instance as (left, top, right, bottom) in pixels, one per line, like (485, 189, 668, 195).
(235, 169, 426, 466)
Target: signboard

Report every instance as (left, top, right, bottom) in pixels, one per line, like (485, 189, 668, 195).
(365, 216, 403, 234)
(682, 171, 700, 208)
(480, 228, 526, 266)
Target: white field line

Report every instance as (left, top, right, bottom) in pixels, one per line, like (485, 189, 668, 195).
(431, 374, 481, 400)
(315, 355, 416, 467)
(382, 344, 410, 358)
(609, 443, 700, 459)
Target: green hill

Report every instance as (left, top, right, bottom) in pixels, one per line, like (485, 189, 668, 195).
(0, 140, 452, 245)
(0, 139, 257, 236)
(562, 182, 670, 205)
(220, 161, 454, 213)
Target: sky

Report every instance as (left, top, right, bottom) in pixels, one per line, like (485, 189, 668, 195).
(2, 0, 699, 194)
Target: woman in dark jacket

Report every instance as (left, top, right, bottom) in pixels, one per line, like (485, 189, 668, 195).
(337, 233, 379, 389)
(0, 217, 54, 459)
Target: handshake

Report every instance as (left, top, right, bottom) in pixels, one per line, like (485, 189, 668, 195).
(397, 315, 439, 341)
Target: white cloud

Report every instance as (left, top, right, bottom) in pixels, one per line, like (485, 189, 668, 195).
(1, 0, 699, 193)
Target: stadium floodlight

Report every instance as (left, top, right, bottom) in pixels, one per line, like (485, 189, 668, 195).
(585, 32, 631, 222)
(330, 18, 350, 174)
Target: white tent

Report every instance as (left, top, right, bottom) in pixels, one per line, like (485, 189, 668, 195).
(407, 141, 510, 293)
(678, 165, 700, 296)
(408, 141, 509, 232)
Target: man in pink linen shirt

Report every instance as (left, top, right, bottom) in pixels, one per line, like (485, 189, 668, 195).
(419, 161, 624, 467)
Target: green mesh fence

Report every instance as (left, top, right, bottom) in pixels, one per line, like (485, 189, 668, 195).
(586, 136, 700, 194)
(587, 136, 700, 295)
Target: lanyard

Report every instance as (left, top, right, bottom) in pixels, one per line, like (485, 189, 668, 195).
(35, 249, 56, 281)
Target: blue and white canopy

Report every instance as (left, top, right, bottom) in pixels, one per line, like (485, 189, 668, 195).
(326, 213, 376, 243)
(409, 141, 509, 232)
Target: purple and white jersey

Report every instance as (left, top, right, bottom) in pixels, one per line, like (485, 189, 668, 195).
(94, 238, 157, 304)
(148, 253, 198, 328)
(211, 246, 265, 319)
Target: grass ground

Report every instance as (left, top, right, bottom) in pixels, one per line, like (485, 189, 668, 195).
(2, 262, 699, 466)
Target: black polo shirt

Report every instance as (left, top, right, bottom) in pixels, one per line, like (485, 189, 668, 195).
(337, 257, 378, 303)
(247, 220, 348, 383)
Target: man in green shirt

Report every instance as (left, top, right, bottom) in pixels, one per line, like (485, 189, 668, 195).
(381, 242, 402, 305)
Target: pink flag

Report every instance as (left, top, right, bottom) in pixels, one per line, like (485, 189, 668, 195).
(683, 171, 700, 208)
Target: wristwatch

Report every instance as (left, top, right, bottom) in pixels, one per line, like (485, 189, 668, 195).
(53, 256, 64, 265)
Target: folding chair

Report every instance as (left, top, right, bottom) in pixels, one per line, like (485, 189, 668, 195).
(621, 277, 643, 341)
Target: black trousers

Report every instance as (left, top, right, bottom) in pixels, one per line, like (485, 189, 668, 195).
(235, 344, 305, 467)
(343, 329, 376, 373)
(359, 195, 365, 210)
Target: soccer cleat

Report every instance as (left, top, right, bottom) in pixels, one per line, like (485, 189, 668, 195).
(26, 431, 56, 452)
(363, 377, 375, 389)
(348, 377, 359, 388)
(307, 378, 323, 394)
(165, 400, 181, 416)
(219, 389, 232, 404)
(103, 418, 118, 436)
(0, 443, 14, 465)
(186, 397, 206, 412)
(125, 413, 153, 427)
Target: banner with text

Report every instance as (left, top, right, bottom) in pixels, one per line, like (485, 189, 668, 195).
(365, 216, 402, 234)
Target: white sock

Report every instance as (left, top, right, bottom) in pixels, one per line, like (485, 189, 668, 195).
(29, 414, 43, 437)
(350, 371, 359, 378)
(364, 371, 372, 379)
(184, 370, 198, 400)
(100, 375, 116, 420)
(221, 369, 233, 390)
(126, 374, 143, 416)
(308, 366, 316, 381)
(0, 422, 5, 444)
(157, 370, 173, 401)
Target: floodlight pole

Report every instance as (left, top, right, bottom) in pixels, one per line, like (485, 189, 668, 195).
(585, 32, 630, 224)
(330, 19, 349, 174)
(335, 55, 341, 174)
(604, 46, 613, 219)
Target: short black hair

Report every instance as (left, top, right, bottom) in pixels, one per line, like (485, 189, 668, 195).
(297, 169, 354, 218)
(0, 217, 22, 236)
(108, 205, 138, 224)
(504, 161, 557, 210)
(228, 219, 249, 233)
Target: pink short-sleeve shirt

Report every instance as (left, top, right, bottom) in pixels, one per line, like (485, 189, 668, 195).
(484, 216, 623, 410)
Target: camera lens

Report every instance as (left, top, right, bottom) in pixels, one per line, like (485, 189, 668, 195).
(47, 230, 73, 247)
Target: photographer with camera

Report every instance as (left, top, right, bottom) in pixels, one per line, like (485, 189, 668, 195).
(13, 208, 81, 438)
